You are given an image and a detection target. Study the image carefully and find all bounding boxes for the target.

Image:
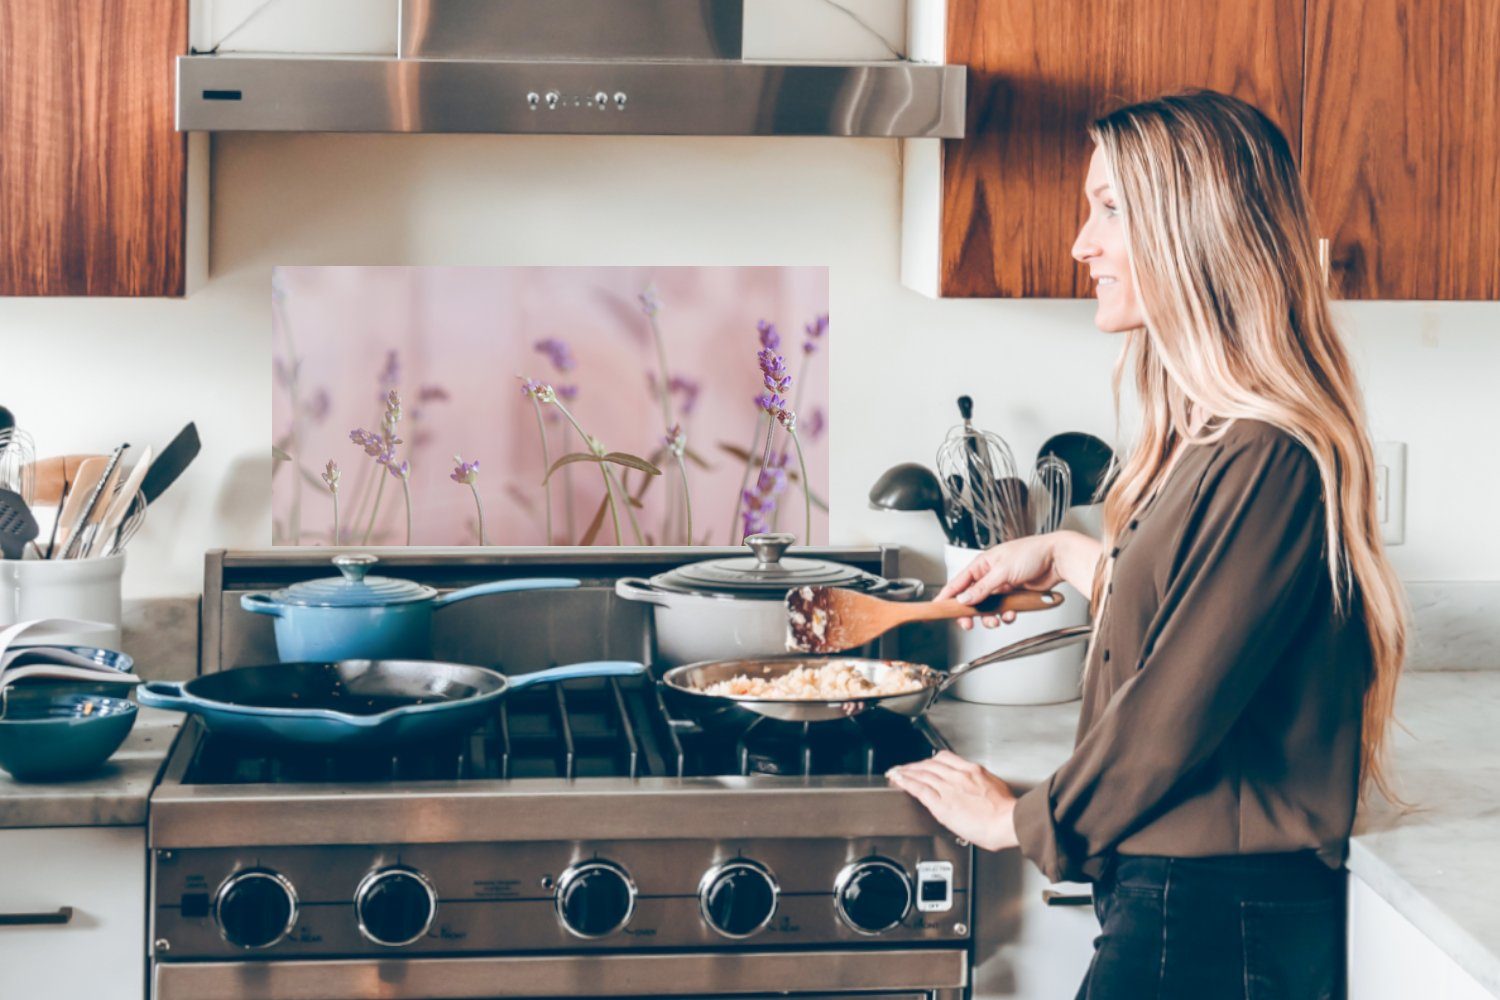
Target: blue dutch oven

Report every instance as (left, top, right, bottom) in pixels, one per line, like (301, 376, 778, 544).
(240, 554, 580, 662)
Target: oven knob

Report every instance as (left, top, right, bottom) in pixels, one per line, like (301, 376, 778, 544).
(555, 860, 636, 938)
(214, 869, 297, 950)
(834, 858, 913, 935)
(699, 860, 779, 938)
(355, 867, 437, 947)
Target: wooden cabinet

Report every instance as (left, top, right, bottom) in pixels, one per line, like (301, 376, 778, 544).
(906, 0, 1303, 299)
(1304, 0, 1500, 300)
(908, 0, 1500, 300)
(0, 826, 146, 1000)
(0, 0, 197, 297)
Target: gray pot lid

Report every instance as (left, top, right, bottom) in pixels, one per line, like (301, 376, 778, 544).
(269, 555, 438, 608)
(646, 534, 886, 599)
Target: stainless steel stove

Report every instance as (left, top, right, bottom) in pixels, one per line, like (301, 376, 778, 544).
(149, 547, 973, 1000)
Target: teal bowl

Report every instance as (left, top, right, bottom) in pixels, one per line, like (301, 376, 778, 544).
(0, 693, 138, 781)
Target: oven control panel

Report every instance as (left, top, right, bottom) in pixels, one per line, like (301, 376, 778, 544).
(151, 837, 971, 959)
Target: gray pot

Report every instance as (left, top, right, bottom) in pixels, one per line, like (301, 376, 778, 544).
(614, 533, 923, 666)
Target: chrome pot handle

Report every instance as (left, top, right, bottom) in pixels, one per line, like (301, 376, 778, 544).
(744, 532, 796, 567)
(332, 553, 378, 582)
(938, 624, 1094, 692)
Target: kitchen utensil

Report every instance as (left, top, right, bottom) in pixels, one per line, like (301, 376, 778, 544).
(0, 427, 37, 506)
(140, 422, 199, 505)
(50, 457, 105, 559)
(1037, 432, 1116, 506)
(1026, 454, 1072, 535)
(60, 443, 127, 559)
(0, 489, 40, 559)
(867, 462, 951, 540)
(0, 691, 138, 780)
(136, 659, 645, 747)
(661, 624, 1093, 727)
(943, 474, 978, 548)
(0, 406, 12, 437)
(101, 492, 147, 557)
(614, 532, 924, 667)
(936, 397, 1023, 546)
(84, 447, 152, 559)
(785, 585, 1065, 654)
(240, 553, 582, 662)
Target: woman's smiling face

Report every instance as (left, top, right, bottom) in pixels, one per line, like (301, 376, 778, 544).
(1072, 146, 1145, 333)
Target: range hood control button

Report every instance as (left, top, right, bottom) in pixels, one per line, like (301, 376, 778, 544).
(355, 867, 437, 947)
(214, 869, 297, 950)
(544, 91, 560, 110)
(555, 860, 636, 938)
(614, 92, 628, 110)
(834, 858, 913, 935)
(526, 92, 540, 110)
(699, 860, 779, 938)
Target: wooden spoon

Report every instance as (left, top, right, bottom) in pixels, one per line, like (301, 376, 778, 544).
(51, 457, 107, 557)
(786, 586, 1065, 654)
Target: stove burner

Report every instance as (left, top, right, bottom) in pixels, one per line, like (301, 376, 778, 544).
(180, 674, 943, 785)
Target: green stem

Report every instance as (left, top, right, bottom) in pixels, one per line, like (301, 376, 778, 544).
(553, 399, 622, 546)
(529, 398, 553, 544)
(468, 482, 486, 545)
(605, 465, 644, 545)
(274, 294, 304, 545)
(331, 493, 340, 545)
(790, 430, 812, 545)
(674, 452, 693, 545)
(401, 476, 413, 546)
(729, 412, 769, 544)
(362, 472, 387, 545)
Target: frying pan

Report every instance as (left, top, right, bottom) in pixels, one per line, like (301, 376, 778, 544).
(136, 659, 645, 747)
(661, 624, 1092, 726)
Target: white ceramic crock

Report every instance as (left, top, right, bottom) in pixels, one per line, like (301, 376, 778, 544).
(0, 552, 126, 649)
(942, 544, 1089, 705)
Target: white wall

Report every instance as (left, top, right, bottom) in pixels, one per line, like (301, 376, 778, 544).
(3, 133, 1496, 597)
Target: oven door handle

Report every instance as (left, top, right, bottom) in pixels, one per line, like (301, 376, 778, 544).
(1041, 889, 1093, 907)
(0, 906, 74, 926)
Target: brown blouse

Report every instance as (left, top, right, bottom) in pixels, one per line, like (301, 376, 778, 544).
(1013, 419, 1371, 884)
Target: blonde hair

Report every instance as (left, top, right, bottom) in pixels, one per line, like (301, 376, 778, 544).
(1086, 90, 1407, 800)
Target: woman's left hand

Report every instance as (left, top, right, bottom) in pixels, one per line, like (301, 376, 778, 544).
(887, 751, 1020, 852)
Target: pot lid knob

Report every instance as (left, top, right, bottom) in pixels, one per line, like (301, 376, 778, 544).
(744, 532, 796, 568)
(331, 553, 379, 583)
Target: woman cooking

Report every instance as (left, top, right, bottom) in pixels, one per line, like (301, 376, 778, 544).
(887, 90, 1407, 999)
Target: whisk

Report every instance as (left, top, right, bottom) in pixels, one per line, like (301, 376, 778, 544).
(1027, 454, 1073, 535)
(0, 428, 37, 507)
(936, 396, 1027, 547)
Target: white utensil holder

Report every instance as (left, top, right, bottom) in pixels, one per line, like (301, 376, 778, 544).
(943, 544, 1089, 705)
(0, 554, 125, 649)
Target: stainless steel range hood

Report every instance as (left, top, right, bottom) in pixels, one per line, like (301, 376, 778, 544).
(176, 0, 966, 138)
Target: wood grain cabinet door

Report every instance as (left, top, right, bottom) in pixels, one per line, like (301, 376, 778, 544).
(1303, 0, 1500, 300)
(939, 0, 1304, 298)
(0, 1, 188, 297)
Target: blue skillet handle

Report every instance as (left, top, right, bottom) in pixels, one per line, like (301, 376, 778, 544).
(433, 577, 582, 609)
(506, 661, 647, 691)
(135, 681, 196, 713)
(240, 593, 284, 617)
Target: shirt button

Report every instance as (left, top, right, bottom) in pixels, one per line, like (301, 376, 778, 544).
(1103, 649, 1111, 662)
(1129, 519, 1139, 530)
(1110, 546, 1121, 557)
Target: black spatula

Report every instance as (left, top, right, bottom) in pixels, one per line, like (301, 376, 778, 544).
(140, 422, 200, 505)
(0, 487, 40, 559)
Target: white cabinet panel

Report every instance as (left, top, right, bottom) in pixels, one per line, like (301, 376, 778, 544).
(0, 827, 146, 1000)
(1349, 874, 1495, 1000)
(971, 851, 1097, 999)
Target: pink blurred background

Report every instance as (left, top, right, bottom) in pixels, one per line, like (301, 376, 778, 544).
(271, 266, 830, 547)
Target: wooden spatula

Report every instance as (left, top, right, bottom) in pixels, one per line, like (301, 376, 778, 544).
(785, 586, 1065, 654)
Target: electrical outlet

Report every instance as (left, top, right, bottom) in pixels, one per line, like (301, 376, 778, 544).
(1373, 441, 1406, 545)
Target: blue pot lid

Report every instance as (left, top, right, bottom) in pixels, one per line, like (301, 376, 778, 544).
(270, 555, 437, 608)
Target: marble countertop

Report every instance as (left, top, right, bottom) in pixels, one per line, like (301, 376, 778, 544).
(926, 670, 1500, 995)
(0, 706, 181, 829)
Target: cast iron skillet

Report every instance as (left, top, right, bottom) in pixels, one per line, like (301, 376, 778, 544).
(660, 625, 1092, 727)
(137, 659, 645, 747)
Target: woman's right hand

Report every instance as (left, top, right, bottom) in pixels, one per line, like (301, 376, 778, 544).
(937, 533, 1068, 631)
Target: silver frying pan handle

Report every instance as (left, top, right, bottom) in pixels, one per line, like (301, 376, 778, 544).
(938, 624, 1094, 693)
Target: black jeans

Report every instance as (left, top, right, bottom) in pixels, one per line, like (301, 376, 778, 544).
(1076, 853, 1346, 1000)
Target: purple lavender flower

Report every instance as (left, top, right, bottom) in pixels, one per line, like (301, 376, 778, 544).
(803, 407, 827, 441)
(638, 286, 661, 318)
(377, 350, 401, 401)
(304, 387, 331, 423)
(757, 348, 791, 397)
(534, 338, 577, 373)
(556, 384, 579, 402)
(321, 460, 340, 493)
(663, 423, 686, 456)
(740, 453, 790, 537)
(418, 386, 450, 403)
(350, 428, 384, 458)
(757, 320, 780, 351)
(387, 459, 409, 480)
(518, 377, 556, 404)
(802, 313, 829, 354)
(450, 455, 480, 485)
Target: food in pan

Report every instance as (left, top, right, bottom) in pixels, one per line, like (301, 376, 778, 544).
(701, 661, 925, 700)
